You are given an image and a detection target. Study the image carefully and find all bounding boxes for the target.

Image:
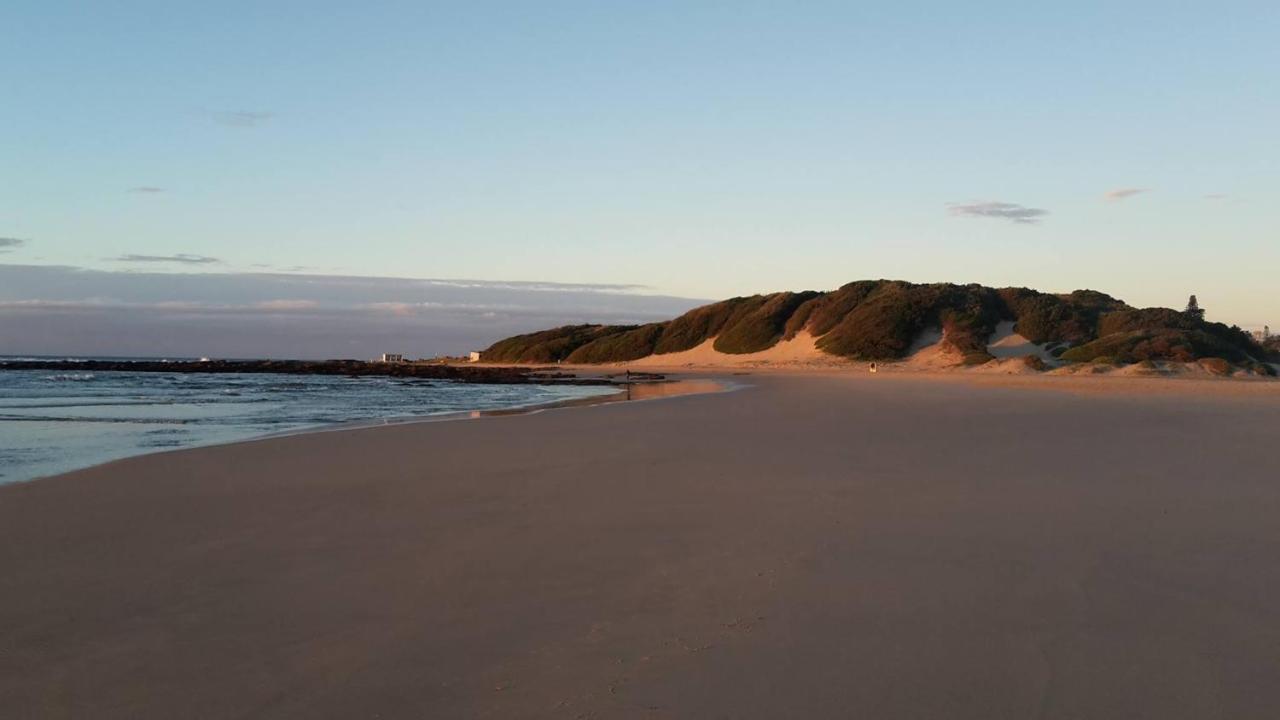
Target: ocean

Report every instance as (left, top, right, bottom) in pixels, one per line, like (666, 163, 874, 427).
(0, 363, 618, 484)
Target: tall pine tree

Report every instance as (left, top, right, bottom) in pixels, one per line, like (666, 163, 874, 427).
(1184, 295, 1205, 321)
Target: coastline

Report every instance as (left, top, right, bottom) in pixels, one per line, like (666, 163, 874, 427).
(4, 372, 1279, 718)
(0, 374, 727, 486)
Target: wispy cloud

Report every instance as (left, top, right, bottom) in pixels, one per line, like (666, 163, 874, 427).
(212, 110, 272, 128)
(251, 263, 315, 272)
(947, 201, 1048, 225)
(253, 299, 319, 311)
(1103, 187, 1147, 202)
(1204, 193, 1229, 201)
(128, 186, 165, 194)
(113, 253, 221, 265)
(0, 237, 25, 252)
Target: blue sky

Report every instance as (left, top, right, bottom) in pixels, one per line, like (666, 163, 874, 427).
(2, 1, 1277, 345)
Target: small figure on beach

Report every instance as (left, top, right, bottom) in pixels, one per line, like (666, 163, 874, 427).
(869, 362, 878, 373)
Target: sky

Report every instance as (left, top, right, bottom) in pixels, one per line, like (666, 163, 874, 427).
(2, 2, 1277, 356)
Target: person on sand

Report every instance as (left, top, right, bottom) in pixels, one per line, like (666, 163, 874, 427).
(869, 361, 878, 373)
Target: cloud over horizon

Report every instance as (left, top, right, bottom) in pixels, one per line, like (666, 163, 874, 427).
(128, 186, 165, 194)
(0, 265, 705, 359)
(947, 201, 1049, 225)
(0, 238, 25, 252)
(1104, 187, 1148, 202)
(113, 253, 222, 265)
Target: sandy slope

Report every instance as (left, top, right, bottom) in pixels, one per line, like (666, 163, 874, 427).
(625, 330, 850, 369)
(625, 322, 1068, 375)
(986, 320, 1060, 364)
(3, 373, 1279, 719)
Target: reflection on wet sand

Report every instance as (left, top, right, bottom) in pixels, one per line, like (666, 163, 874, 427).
(475, 377, 727, 417)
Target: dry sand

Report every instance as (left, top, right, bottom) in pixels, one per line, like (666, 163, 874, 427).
(3, 373, 1280, 718)
(625, 330, 847, 369)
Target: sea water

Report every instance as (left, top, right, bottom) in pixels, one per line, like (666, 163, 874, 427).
(0, 367, 618, 484)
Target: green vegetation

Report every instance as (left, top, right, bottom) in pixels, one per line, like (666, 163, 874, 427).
(652, 296, 756, 354)
(482, 280, 1270, 366)
(482, 324, 629, 363)
(564, 323, 665, 363)
(1059, 325, 1261, 365)
(1261, 335, 1280, 360)
(712, 291, 820, 354)
(998, 287, 1123, 343)
(814, 282, 1003, 359)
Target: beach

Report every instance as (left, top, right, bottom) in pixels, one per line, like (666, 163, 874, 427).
(3, 371, 1280, 718)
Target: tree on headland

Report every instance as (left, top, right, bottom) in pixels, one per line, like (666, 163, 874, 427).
(1184, 295, 1205, 321)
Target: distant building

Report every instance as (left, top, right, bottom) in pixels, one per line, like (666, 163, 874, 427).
(468, 351, 483, 363)
(380, 353, 404, 363)
(1251, 326, 1271, 343)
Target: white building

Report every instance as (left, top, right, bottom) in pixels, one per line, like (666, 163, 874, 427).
(380, 353, 404, 363)
(468, 351, 483, 363)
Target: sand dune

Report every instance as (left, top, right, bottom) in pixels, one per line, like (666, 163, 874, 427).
(624, 330, 849, 369)
(986, 320, 1060, 364)
(619, 323, 1274, 381)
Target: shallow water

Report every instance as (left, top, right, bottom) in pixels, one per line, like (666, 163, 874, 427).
(0, 369, 617, 484)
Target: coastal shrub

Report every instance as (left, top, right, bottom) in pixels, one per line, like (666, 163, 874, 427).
(1249, 362, 1275, 377)
(816, 282, 1003, 360)
(1100, 310, 1266, 362)
(653, 296, 762, 354)
(1059, 328, 1253, 365)
(483, 324, 633, 363)
(714, 291, 821, 354)
(801, 280, 886, 337)
(815, 283, 928, 359)
(1022, 355, 1049, 372)
(998, 287, 1122, 344)
(782, 295, 821, 340)
(1098, 308, 1195, 336)
(1265, 336, 1280, 360)
(565, 323, 665, 363)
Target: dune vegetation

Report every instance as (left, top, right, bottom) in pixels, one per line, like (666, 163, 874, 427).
(481, 280, 1269, 368)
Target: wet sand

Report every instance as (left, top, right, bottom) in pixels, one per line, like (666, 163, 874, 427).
(3, 372, 1279, 718)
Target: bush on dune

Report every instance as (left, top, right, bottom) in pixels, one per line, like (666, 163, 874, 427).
(483, 324, 632, 363)
(1265, 336, 1280, 360)
(651, 297, 758, 354)
(713, 291, 821, 354)
(1060, 328, 1255, 364)
(998, 287, 1122, 344)
(816, 283, 1003, 360)
(565, 323, 666, 363)
(793, 280, 885, 338)
(814, 283, 928, 359)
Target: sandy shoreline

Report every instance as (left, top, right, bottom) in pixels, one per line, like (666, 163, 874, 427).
(3, 372, 1279, 718)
